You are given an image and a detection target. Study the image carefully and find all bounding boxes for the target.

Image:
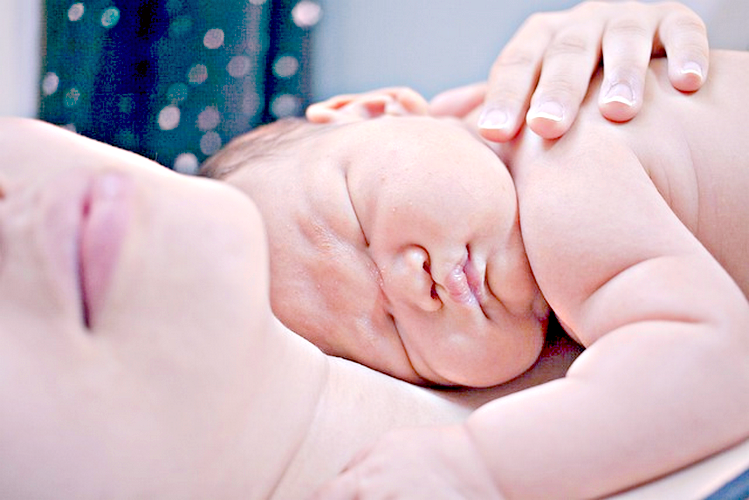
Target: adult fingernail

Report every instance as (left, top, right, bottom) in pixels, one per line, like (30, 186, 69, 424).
(681, 61, 704, 82)
(527, 101, 564, 122)
(602, 82, 635, 107)
(478, 107, 509, 130)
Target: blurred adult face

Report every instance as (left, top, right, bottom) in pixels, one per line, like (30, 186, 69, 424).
(0, 118, 279, 498)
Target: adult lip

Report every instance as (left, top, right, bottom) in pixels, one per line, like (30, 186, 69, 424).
(78, 173, 133, 328)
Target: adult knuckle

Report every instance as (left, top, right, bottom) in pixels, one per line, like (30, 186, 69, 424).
(541, 77, 579, 98)
(547, 33, 590, 57)
(494, 47, 536, 70)
(606, 18, 650, 38)
(575, 1, 606, 15)
(524, 12, 552, 31)
(490, 87, 527, 108)
(670, 14, 708, 36)
(677, 40, 710, 61)
(485, 76, 529, 104)
(659, 1, 692, 14)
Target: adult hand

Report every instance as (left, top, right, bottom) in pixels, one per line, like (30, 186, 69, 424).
(311, 425, 504, 500)
(429, 1, 709, 141)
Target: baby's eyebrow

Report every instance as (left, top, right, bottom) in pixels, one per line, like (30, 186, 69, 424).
(198, 154, 242, 180)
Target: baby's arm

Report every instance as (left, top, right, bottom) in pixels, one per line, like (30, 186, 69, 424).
(430, 1, 708, 141)
(457, 123, 749, 498)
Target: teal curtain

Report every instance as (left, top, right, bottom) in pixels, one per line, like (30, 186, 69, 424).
(38, 0, 320, 173)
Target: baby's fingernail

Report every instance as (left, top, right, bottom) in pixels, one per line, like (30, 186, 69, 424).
(681, 61, 704, 82)
(527, 101, 564, 122)
(602, 82, 635, 107)
(478, 107, 509, 130)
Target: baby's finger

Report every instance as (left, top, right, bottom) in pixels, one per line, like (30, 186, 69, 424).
(658, 5, 709, 92)
(479, 14, 553, 142)
(597, 15, 657, 123)
(526, 25, 603, 139)
(429, 82, 487, 118)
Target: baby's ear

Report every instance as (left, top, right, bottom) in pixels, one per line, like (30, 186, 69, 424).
(306, 87, 429, 123)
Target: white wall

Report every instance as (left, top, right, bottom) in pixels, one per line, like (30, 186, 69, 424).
(311, 0, 749, 101)
(0, 0, 42, 117)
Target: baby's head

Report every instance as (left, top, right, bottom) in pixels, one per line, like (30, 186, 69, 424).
(202, 88, 550, 387)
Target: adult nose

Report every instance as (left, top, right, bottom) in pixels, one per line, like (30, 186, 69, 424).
(381, 245, 441, 313)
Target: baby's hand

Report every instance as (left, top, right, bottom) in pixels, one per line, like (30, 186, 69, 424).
(311, 425, 504, 499)
(430, 1, 709, 141)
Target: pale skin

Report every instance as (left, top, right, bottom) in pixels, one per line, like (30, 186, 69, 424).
(0, 116, 564, 499)
(222, 51, 749, 498)
(430, 0, 709, 141)
(0, 2, 715, 498)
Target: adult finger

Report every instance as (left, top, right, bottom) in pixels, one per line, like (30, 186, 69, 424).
(525, 22, 604, 139)
(597, 12, 658, 123)
(658, 2, 709, 92)
(309, 473, 356, 500)
(479, 13, 553, 142)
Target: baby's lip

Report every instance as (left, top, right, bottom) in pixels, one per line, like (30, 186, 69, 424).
(444, 255, 484, 306)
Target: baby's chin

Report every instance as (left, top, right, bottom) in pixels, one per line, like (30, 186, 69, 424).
(426, 317, 548, 389)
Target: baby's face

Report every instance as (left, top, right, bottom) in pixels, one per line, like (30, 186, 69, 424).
(228, 116, 549, 387)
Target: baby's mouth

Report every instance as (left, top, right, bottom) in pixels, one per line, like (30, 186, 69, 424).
(444, 254, 483, 306)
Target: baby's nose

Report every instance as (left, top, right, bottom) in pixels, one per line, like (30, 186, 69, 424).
(382, 245, 441, 313)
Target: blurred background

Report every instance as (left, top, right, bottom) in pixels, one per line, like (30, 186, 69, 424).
(1, 0, 747, 171)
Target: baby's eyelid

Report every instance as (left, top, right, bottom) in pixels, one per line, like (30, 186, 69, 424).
(344, 172, 369, 246)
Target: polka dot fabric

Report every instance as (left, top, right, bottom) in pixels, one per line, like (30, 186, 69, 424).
(38, 0, 320, 173)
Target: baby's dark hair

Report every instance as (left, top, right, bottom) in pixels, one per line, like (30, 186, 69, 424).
(199, 117, 318, 180)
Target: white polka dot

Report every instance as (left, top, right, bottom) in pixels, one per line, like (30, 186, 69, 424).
(68, 3, 85, 22)
(167, 82, 189, 104)
(197, 106, 221, 132)
(173, 153, 200, 175)
(292, 1, 322, 28)
(188, 64, 209, 85)
(200, 132, 223, 156)
(101, 7, 120, 28)
(158, 105, 181, 131)
(273, 55, 299, 78)
(64, 88, 81, 108)
(271, 94, 301, 118)
(203, 28, 225, 50)
(227, 55, 252, 78)
(42, 72, 60, 96)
